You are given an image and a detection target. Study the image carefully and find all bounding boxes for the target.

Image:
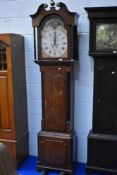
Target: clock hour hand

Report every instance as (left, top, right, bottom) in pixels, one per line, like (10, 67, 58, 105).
(50, 43, 54, 48)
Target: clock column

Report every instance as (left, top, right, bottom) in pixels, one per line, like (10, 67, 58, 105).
(31, 1, 79, 175)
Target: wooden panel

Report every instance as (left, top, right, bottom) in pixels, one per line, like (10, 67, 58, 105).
(43, 139, 67, 166)
(0, 35, 15, 139)
(87, 132, 117, 174)
(93, 59, 117, 135)
(41, 66, 71, 72)
(0, 140, 16, 166)
(11, 34, 28, 138)
(0, 131, 28, 168)
(39, 135, 72, 167)
(42, 68, 70, 132)
(0, 74, 10, 130)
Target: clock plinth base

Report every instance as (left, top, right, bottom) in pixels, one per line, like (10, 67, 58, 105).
(86, 166, 117, 175)
(36, 163, 74, 175)
(86, 130, 117, 175)
(37, 131, 76, 175)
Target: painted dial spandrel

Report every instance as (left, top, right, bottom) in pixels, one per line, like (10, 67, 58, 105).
(96, 24, 117, 51)
(41, 18, 68, 58)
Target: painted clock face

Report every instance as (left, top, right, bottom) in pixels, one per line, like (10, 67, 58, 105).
(41, 17, 68, 58)
(96, 23, 117, 51)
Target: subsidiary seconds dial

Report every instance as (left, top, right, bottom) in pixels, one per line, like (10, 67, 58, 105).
(41, 18, 68, 58)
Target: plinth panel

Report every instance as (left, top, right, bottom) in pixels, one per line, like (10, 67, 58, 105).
(87, 130, 117, 175)
(37, 131, 74, 172)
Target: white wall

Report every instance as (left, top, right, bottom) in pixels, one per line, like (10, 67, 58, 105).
(0, 0, 117, 163)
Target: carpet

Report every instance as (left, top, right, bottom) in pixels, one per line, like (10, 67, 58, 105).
(17, 156, 103, 175)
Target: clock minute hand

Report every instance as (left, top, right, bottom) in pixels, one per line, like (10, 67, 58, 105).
(54, 31, 57, 46)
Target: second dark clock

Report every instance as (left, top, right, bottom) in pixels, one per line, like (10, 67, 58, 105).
(85, 7, 117, 175)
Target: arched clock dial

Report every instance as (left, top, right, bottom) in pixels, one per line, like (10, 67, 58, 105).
(41, 18, 68, 58)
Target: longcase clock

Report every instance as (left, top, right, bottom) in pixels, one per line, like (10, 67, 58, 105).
(85, 7, 117, 175)
(31, 1, 79, 174)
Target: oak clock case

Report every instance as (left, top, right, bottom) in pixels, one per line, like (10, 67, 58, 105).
(85, 7, 117, 175)
(0, 34, 29, 168)
(31, 2, 78, 175)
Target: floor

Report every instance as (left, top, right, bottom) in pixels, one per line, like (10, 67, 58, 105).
(17, 156, 103, 175)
